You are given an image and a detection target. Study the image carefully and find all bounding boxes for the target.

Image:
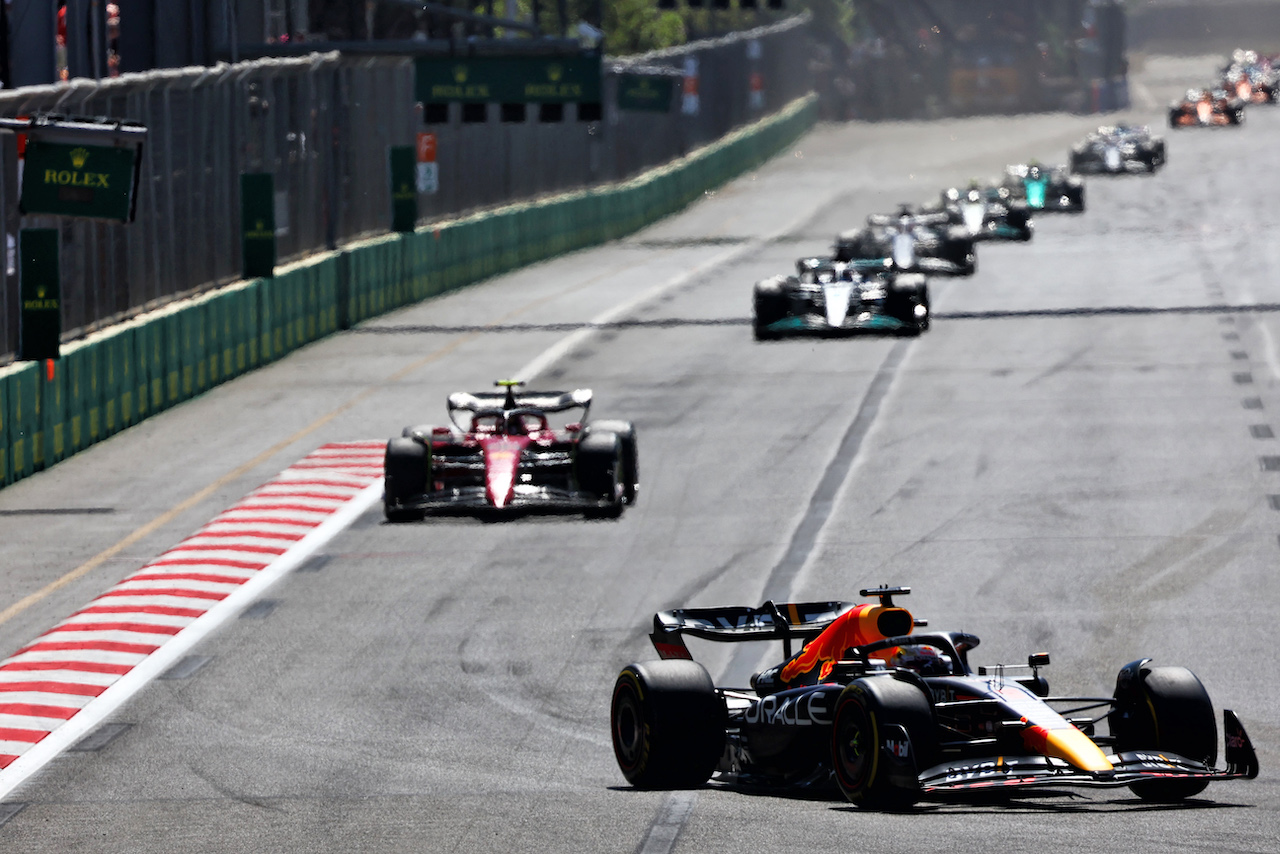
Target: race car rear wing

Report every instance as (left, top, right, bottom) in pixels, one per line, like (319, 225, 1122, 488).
(650, 600, 857, 661)
(447, 388, 592, 416)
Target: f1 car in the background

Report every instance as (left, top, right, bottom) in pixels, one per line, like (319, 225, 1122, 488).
(834, 208, 976, 277)
(1169, 89, 1245, 128)
(610, 587, 1259, 809)
(753, 259, 929, 340)
(1221, 49, 1277, 104)
(1070, 125, 1166, 173)
(1000, 163, 1085, 214)
(384, 381, 637, 520)
(931, 184, 1033, 242)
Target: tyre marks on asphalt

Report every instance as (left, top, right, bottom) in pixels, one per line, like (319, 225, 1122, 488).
(0, 441, 384, 796)
(636, 339, 912, 854)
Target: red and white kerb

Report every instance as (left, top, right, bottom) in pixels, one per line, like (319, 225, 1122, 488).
(0, 441, 385, 771)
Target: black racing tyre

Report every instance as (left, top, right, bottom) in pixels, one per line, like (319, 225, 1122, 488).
(1069, 150, 1085, 173)
(1067, 184, 1086, 212)
(587, 420, 638, 505)
(401, 423, 441, 440)
(383, 437, 428, 522)
(575, 431, 624, 517)
(611, 660, 727, 789)
(831, 676, 936, 810)
(1004, 207, 1033, 240)
(887, 278, 929, 335)
(1168, 108, 1182, 128)
(753, 277, 790, 341)
(940, 236, 976, 275)
(1152, 140, 1167, 167)
(1110, 664, 1217, 802)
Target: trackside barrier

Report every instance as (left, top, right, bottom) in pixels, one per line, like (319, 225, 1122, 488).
(0, 94, 816, 492)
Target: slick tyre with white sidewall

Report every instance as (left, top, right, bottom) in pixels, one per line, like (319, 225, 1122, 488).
(611, 660, 727, 789)
(832, 676, 935, 810)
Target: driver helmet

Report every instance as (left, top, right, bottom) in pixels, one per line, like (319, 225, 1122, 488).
(890, 645, 952, 676)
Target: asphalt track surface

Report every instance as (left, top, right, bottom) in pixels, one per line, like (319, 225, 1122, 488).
(1, 56, 1279, 851)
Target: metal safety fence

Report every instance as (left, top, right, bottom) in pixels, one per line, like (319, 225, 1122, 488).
(0, 16, 813, 362)
(0, 95, 818, 488)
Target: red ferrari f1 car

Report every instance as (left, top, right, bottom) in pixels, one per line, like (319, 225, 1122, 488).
(610, 587, 1258, 808)
(383, 381, 637, 520)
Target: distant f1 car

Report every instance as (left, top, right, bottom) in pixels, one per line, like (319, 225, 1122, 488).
(1000, 164, 1085, 214)
(383, 381, 637, 520)
(1169, 89, 1245, 128)
(933, 184, 1033, 242)
(1070, 125, 1166, 173)
(835, 208, 977, 277)
(611, 587, 1259, 809)
(1222, 60, 1276, 104)
(753, 259, 929, 340)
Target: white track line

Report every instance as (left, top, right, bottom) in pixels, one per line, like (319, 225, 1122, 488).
(0, 443, 383, 800)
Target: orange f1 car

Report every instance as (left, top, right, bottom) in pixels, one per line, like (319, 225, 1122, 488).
(1169, 88, 1245, 127)
(611, 587, 1258, 808)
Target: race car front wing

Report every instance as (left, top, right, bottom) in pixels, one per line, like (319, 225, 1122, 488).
(918, 709, 1258, 796)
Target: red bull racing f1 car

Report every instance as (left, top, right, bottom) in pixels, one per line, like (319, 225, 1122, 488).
(610, 587, 1258, 809)
(383, 381, 637, 520)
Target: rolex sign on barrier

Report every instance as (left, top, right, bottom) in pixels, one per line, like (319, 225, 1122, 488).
(241, 173, 277, 279)
(18, 229, 61, 361)
(415, 54, 601, 103)
(20, 140, 141, 222)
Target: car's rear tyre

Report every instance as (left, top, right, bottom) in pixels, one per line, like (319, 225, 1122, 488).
(576, 431, 624, 517)
(887, 277, 929, 335)
(611, 660, 726, 789)
(587, 420, 638, 505)
(1110, 663, 1217, 802)
(384, 437, 428, 522)
(753, 277, 790, 340)
(832, 676, 936, 810)
(940, 235, 976, 275)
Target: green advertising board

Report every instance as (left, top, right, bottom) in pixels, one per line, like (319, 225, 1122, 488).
(18, 229, 61, 361)
(20, 140, 141, 222)
(389, 146, 417, 233)
(241, 173, 276, 279)
(618, 74, 676, 112)
(415, 54, 601, 103)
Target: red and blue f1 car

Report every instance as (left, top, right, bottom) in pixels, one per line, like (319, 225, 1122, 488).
(610, 587, 1258, 808)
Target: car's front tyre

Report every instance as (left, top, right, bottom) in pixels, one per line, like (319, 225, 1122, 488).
(1110, 663, 1217, 802)
(832, 676, 936, 810)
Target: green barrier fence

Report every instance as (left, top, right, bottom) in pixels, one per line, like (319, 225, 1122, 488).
(0, 95, 816, 493)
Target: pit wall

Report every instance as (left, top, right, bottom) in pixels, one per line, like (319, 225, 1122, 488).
(0, 94, 817, 489)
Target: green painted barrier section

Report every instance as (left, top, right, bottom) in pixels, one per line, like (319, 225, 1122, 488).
(0, 95, 816, 493)
(7, 362, 38, 479)
(0, 368, 10, 485)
